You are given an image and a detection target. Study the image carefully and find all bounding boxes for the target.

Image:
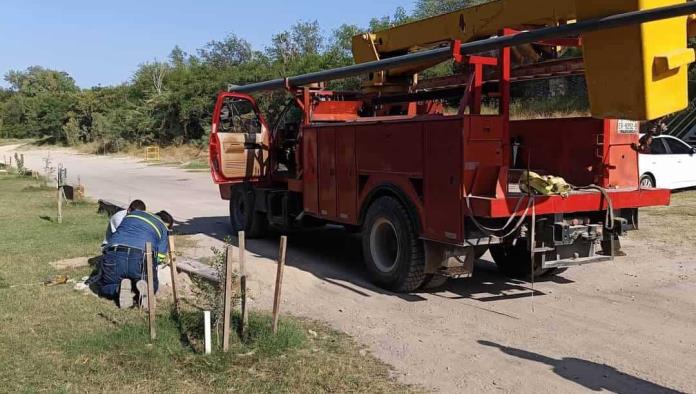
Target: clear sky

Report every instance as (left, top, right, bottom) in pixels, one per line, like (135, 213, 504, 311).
(0, 0, 410, 89)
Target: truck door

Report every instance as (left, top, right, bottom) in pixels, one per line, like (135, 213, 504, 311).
(210, 93, 269, 184)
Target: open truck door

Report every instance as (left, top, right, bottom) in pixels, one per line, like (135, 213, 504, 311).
(210, 93, 269, 184)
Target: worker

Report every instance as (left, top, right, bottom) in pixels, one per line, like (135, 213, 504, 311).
(103, 199, 146, 246)
(99, 210, 174, 308)
(634, 119, 668, 154)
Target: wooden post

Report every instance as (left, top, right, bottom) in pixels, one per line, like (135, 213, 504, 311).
(222, 245, 234, 352)
(145, 242, 156, 341)
(238, 231, 248, 339)
(168, 236, 179, 313)
(272, 236, 287, 334)
(57, 187, 63, 224)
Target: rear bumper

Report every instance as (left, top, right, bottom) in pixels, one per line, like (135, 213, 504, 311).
(468, 187, 670, 219)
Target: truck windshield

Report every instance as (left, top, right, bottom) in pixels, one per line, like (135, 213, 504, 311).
(219, 97, 262, 134)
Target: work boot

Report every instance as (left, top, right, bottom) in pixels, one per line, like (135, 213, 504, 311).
(136, 280, 150, 311)
(118, 279, 134, 309)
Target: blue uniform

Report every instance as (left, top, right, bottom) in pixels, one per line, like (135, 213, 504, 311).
(99, 211, 170, 298)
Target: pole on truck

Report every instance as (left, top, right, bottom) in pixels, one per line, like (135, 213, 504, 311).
(229, 2, 696, 94)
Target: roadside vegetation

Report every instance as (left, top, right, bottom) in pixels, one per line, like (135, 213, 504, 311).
(631, 190, 696, 251)
(0, 173, 413, 392)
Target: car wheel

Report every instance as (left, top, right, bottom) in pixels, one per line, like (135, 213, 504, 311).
(362, 196, 425, 292)
(639, 174, 655, 188)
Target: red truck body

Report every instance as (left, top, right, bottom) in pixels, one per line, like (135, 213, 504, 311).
(209, 49, 670, 291)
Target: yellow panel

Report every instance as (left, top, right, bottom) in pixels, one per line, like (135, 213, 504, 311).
(577, 0, 693, 120)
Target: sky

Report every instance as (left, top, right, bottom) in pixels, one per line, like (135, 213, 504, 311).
(0, 0, 410, 89)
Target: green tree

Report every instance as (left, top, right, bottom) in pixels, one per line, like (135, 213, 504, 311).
(413, 0, 491, 18)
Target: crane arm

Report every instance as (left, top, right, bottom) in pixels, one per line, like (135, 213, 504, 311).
(352, 0, 577, 65)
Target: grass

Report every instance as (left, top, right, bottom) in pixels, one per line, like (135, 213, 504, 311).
(0, 173, 412, 393)
(630, 189, 696, 250)
(0, 138, 34, 146)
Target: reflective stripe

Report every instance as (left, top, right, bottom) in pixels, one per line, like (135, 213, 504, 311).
(157, 253, 168, 261)
(126, 214, 162, 239)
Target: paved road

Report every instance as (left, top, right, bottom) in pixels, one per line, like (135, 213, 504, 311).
(3, 144, 695, 393)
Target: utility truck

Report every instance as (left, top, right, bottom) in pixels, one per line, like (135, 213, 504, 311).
(209, 0, 696, 291)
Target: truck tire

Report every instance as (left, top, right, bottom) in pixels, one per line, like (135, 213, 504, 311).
(362, 196, 425, 292)
(490, 242, 555, 278)
(230, 185, 268, 238)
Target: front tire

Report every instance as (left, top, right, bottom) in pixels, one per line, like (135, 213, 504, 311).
(640, 174, 655, 188)
(230, 184, 268, 238)
(362, 196, 425, 292)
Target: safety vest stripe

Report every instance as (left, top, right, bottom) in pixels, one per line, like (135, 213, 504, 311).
(126, 215, 162, 239)
(157, 253, 167, 261)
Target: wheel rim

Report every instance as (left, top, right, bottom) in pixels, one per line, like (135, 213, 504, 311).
(369, 217, 400, 273)
(640, 177, 654, 188)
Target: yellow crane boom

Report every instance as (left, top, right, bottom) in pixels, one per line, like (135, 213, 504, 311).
(352, 0, 695, 120)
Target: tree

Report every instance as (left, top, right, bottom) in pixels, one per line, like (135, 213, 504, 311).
(197, 34, 253, 67)
(414, 0, 491, 18)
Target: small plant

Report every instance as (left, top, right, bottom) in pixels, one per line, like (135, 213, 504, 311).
(42, 154, 55, 187)
(14, 152, 25, 175)
(194, 236, 240, 344)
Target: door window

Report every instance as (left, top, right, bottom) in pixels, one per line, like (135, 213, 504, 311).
(219, 97, 262, 134)
(664, 138, 692, 154)
(649, 138, 668, 154)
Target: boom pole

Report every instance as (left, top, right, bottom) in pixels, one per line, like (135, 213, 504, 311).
(230, 1, 696, 94)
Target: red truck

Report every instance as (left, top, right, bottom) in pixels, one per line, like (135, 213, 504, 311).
(206, 2, 696, 291)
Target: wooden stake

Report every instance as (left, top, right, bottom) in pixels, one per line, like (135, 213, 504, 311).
(167, 236, 179, 313)
(57, 187, 63, 224)
(238, 231, 248, 339)
(222, 245, 234, 352)
(272, 236, 287, 334)
(145, 242, 156, 341)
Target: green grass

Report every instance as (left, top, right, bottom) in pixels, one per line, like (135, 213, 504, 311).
(0, 173, 412, 393)
(181, 160, 210, 171)
(0, 138, 34, 146)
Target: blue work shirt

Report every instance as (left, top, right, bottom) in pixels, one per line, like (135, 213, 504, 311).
(108, 210, 169, 261)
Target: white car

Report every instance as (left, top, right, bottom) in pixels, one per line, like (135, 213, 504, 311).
(639, 135, 696, 189)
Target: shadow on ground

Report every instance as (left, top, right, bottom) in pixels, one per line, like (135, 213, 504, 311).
(176, 216, 575, 303)
(479, 340, 682, 393)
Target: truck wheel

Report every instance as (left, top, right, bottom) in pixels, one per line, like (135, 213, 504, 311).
(362, 196, 425, 292)
(489, 242, 554, 278)
(230, 185, 268, 238)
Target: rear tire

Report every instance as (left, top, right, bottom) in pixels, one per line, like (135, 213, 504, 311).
(230, 184, 268, 238)
(362, 196, 425, 292)
(490, 242, 555, 278)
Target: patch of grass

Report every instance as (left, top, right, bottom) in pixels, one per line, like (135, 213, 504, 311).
(631, 190, 696, 249)
(181, 159, 210, 171)
(0, 138, 34, 146)
(0, 174, 413, 393)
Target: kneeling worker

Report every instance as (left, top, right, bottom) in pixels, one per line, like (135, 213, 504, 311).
(99, 209, 174, 308)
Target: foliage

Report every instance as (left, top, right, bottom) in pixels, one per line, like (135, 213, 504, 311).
(0, 0, 578, 150)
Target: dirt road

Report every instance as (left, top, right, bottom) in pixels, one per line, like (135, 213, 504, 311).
(4, 144, 695, 393)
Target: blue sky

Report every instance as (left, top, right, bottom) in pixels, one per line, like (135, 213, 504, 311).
(0, 0, 410, 88)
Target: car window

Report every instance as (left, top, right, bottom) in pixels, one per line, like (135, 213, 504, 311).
(664, 137, 692, 154)
(649, 138, 668, 155)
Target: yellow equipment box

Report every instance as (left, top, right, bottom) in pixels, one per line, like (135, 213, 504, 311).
(578, 0, 695, 121)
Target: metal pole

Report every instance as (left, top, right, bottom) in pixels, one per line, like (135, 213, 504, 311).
(230, 2, 696, 94)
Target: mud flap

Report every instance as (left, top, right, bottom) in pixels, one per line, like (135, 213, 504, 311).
(424, 240, 475, 278)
